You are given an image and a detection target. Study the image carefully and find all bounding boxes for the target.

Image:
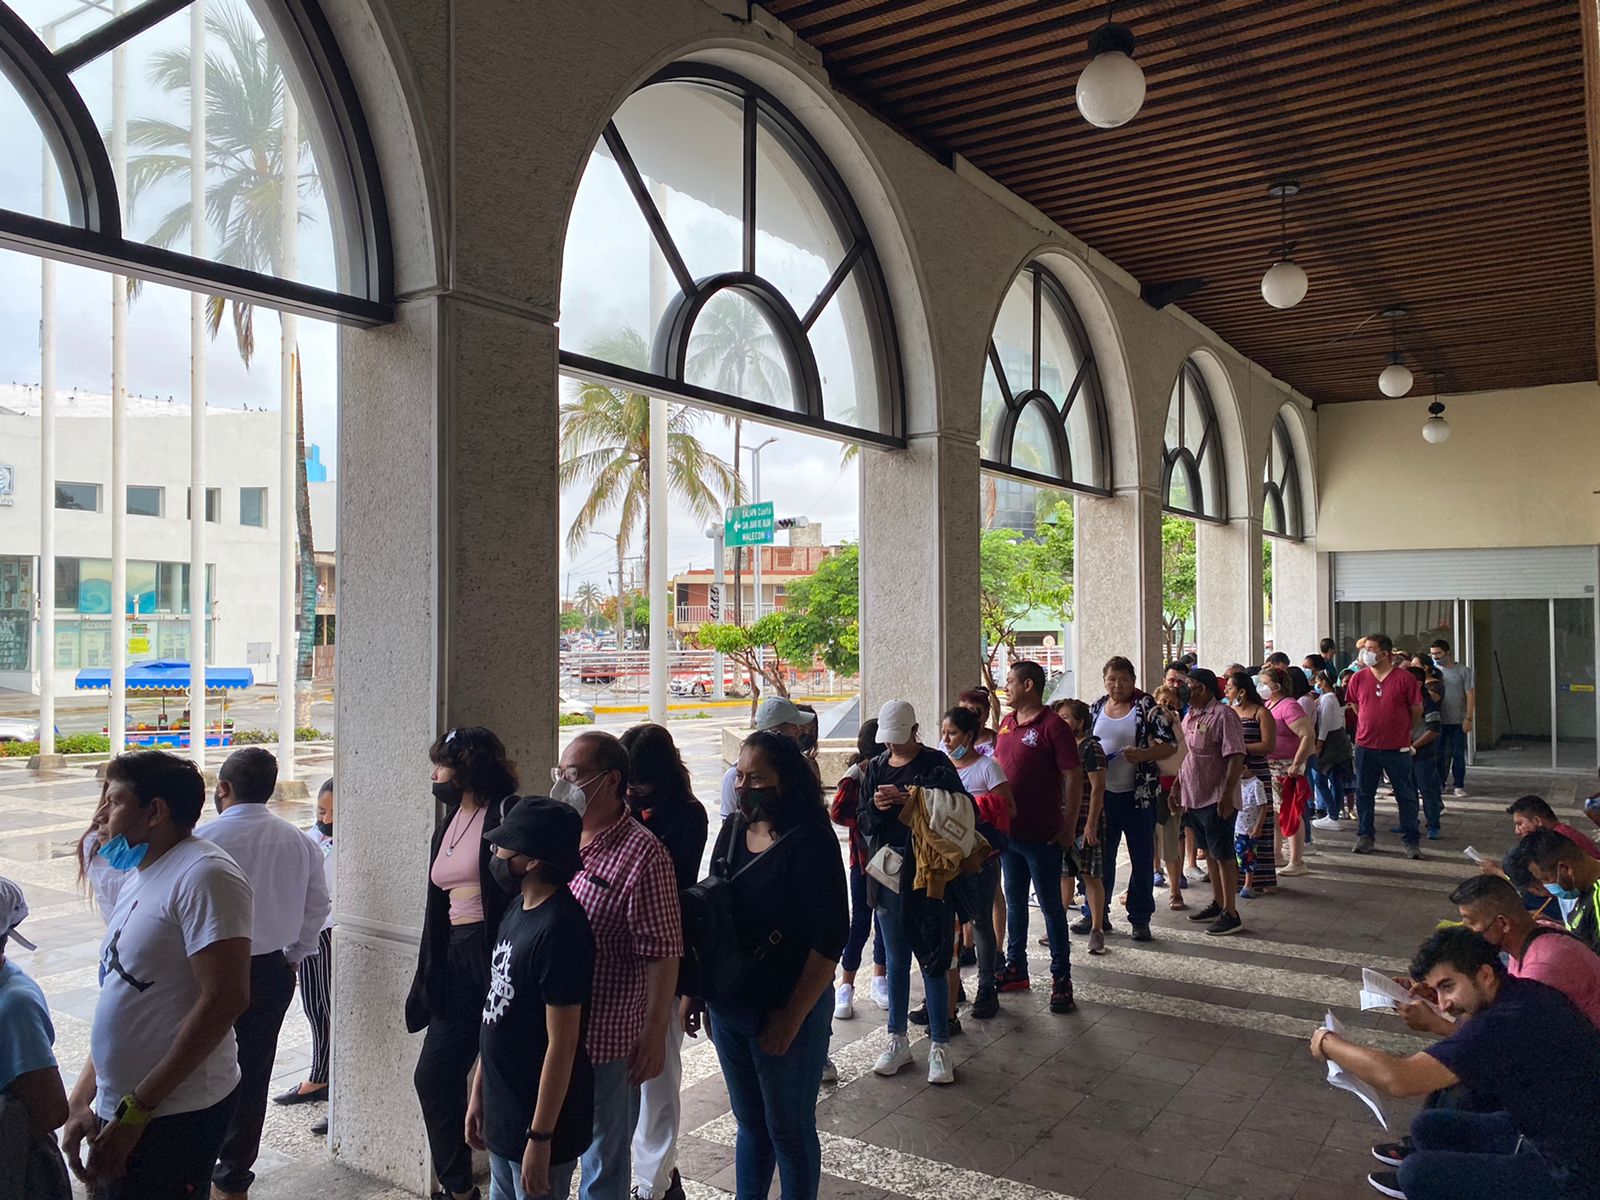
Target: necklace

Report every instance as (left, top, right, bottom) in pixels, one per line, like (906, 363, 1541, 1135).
(444, 804, 483, 857)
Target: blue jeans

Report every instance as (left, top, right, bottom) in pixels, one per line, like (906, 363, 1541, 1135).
(1100, 791, 1156, 924)
(876, 884, 950, 1042)
(490, 1152, 578, 1200)
(841, 863, 885, 974)
(1355, 746, 1421, 845)
(1438, 723, 1468, 790)
(579, 1058, 640, 1200)
(1002, 837, 1071, 979)
(707, 991, 832, 1200)
(1398, 1109, 1561, 1200)
(1414, 751, 1444, 832)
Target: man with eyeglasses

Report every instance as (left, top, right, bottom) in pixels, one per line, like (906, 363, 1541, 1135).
(551, 732, 682, 1200)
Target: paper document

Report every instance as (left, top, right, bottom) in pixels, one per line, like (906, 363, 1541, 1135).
(1464, 845, 1487, 865)
(1323, 1012, 1390, 1128)
(1358, 968, 1455, 1022)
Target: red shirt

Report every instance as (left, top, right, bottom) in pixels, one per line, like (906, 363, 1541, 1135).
(994, 707, 1080, 842)
(1346, 666, 1421, 751)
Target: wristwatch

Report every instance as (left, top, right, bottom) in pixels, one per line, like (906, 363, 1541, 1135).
(527, 1129, 553, 1143)
(113, 1093, 154, 1128)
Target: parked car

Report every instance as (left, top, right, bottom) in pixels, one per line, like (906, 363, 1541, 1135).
(0, 717, 41, 742)
(559, 692, 596, 721)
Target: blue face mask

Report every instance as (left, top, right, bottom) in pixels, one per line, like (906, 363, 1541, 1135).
(1543, 876, 1579, 902)
(948, 742, 970, 761)
(97, 834, 149, 872)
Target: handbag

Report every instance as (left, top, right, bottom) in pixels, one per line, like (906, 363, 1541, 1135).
(864, 844, 903, 893)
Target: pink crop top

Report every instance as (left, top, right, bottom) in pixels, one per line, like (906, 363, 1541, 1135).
(429, 806, 485, 924)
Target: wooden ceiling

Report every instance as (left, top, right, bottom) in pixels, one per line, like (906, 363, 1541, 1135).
(759, 0, 1597, 404)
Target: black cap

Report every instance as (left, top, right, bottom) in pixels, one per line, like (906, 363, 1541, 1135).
(1186, 667, 1220, 699)
(484, 796, 582, 875)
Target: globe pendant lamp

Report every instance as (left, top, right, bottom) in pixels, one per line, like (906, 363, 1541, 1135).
(1076, 2, 1145, 129)
(1378, 307, 1413, 397)
(1261, 182, 1308, 309)
(1422, 373, 1450, 443)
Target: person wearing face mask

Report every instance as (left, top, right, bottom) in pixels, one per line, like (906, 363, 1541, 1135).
(1524, 830, 1600, 955)
(1309, 669, 1352, 830)
(195, 748, 331, 1199)
(1261, 667, 1315, 879)
(466, 797, 595, 1200)
(1427, 639, 1476, 800)
(60, 751, 254, 1200)
(718, 698, 819, 822)
(1224, 670, 1277, 894)
(409, 726, 522, 1200)
(555, 731, 682, 1200)
(615, 724, 707, 1200)
(275, 778, 336, 1134)
(955, 688, 999, 756)
(1345, 634, 1425, 858)
(682, 731, 846, 1200)
(938, 705, 1011, 1020)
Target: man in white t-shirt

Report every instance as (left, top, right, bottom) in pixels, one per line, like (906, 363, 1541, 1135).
(62, 750, 253, 1200)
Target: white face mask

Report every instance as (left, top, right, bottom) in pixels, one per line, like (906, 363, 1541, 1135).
(550, 776, 592, 816)
(1359, 649, 1379, 668)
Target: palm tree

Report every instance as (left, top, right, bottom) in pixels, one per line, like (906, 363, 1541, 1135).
(561, 328, 738, 641)
(124, 2, 321, 722)
(574, 581, 604, 631)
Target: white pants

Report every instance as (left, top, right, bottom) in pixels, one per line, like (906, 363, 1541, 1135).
(631, 1024, 684, 1197)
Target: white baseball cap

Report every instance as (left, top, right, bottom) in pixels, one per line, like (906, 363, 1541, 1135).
(876, 699, 917, 745)
(0, 877, 36, 951)
(755, 696, 816, 732)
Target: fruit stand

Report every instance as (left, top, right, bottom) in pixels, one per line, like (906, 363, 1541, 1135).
(74, 660, 255, 748)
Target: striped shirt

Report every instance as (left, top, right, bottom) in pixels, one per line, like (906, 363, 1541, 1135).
(568, 813, 683, 1063)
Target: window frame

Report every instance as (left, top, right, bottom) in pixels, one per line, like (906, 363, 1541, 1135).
(1263, 411, 1306, 541)
(54, 480, 101, 512)
(126, 484, 164, 518)
(1161, 360, 1227, 523)
(186, 486, 222, 523)
(557, 62, 907, 449)
(980, 261, 1111, 496)
(239, 486, 268, 528)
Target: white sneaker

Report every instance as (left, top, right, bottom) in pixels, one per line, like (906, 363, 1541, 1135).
(834, 983, 855, 1020)
(870, 976, 890, 1010)
(927, 1043, 955, 1085)
(1279, 863, 1309, 877)
(873, 1034, 912, 1077)
(821, 1057, 838, 1084)
(1453, 788, 1468, 798)
(1184, 866, 1209, 883)
(1312, 816, 1343, 831)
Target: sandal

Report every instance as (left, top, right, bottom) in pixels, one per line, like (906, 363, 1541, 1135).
(1168, 897, 1187, 911)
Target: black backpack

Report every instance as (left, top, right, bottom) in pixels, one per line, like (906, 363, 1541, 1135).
(680, 822, 787, 1003)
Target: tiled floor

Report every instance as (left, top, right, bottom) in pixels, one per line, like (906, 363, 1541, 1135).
(3, 750, 1587, 1200)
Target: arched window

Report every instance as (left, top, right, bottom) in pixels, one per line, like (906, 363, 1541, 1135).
(1162, 359, 1225, 521)
(0, 0, 391, 323)
(1263, 411, 1305, 540)
(559, 64, 905, 446)
(980, 262, 1108, 493)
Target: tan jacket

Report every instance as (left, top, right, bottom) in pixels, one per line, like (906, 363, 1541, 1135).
(898, 786, 989, 899)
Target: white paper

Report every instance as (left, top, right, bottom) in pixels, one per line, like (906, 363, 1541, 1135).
(1358, 967, 1455, 1023)
(1464, 845, 1487, 864)
(1323, 1012, 1390, 1129)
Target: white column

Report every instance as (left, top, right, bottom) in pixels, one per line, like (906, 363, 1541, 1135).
(38, 53, 57, 754)
(187, 0, 207, 767)
(1195, 516, 1265, 670)
(276, 92, 299, 780)
(109, 0, 128, 754)
(1075, 483, 1166, 688)
(648, 396, 667, 724)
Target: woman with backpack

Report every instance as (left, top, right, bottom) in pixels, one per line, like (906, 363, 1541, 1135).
(683, 730, 847, 1200)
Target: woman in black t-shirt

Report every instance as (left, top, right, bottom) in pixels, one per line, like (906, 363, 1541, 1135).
(686, 731, 847, 1200)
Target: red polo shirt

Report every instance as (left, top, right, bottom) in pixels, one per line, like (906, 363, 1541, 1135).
(995, 706, 1080, 842)
(1346, 666, 1421, 751)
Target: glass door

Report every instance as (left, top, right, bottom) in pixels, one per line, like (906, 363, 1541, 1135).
(1470, 599, 1554, 769)
(1554, 598, 1598, 770)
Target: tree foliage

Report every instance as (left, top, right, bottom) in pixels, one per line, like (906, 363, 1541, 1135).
(1161, 515, 1198, 662)
(770, 544, 860, 676)
(559, 609, 586, 633)
(695, 615, 792, 719)
(978, 500, 1074, 692)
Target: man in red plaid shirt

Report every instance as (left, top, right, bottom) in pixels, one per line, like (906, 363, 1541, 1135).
(558, 732, 683, 1200)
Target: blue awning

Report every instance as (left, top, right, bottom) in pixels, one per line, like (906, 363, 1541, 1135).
(75, 661, 256, 693)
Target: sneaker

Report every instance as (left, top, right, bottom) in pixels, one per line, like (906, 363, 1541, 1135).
(834, 983, 855, 1020)
(1371, 1139, 1413, 1167)
(1177, 874, 1189, 889)
(994, 963, 1030, 993)
(820, 1057, 838, 1084)
(927, 1043, 955, 1085)
(957, 946, 977, 968)
(909, 1003, 931, 1026)
(1367, 1169, 1405, 1198)
(1427, 827, 1442, 841)
(947, 1014, 965, 1037)
(1184, 865, 1209, 883)
(870, 975, 890, 1010)
(1187, 902, 1223, 922)
(1130, 923, 1152, 942)
(1312, 816, 1343, 831)
(1206, 912, 1244, 936)
(1407, 844, 1423, 860)
(1238, 886, 1258, 900)
(1153, 869, 1166, 887)
(873, 1034, 912, 1077)
(970, 985, 999, 1019)
(1453, 787, 1468, 798)
(1087, 929, 1106, 955)
(1353, 835, 1375, 854)
(1069, 915, 1093, 935)
(1279, 863, 1308, 877)
(1049, 975, 1076, 1013)
(311, 1115, 328, 1136)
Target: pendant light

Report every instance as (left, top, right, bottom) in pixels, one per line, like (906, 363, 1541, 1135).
(1261, 181, 1308, 309)
(1075, 0, 1146, 129)
(1378, 307, 1413, 397)
(1422, 372, 1450, 443)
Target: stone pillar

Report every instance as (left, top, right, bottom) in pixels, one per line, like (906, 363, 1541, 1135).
(331, 295, 559, 1191)
(1272, 536, 1321, 658)
(859, 430, 980, 731)
(1075, 482, 1165, 692)
(1196, 516, 1264, 670)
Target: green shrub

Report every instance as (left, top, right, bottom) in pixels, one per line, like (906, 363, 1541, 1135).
(0, 732, 113, 757)
(295, 727, 327, 742)
(558, 712, 594, 727)
(230, 729, 271, 745)
(0, 741, 37, 758)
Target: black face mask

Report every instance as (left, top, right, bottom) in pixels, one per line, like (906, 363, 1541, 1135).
(737, 787, 780, 823)
(314, 820, 333, 838)
(489, 854, 523, 895)
(431, 780, 464, 807)
(1176, 683, 1192, 707)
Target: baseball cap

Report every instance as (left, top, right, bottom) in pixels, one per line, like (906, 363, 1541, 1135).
(1186, 667, 1220, 700)
(754, 696, 816, 732)
(484, 796, 583, 876)
(0, 877, 36, 951)
(876, 699, 917, 744)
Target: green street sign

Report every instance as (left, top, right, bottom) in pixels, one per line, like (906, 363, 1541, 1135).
(725, 501, 776, 548)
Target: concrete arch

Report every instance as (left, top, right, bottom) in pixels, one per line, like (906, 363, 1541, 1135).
(1181, 346, 1250, 521)
(1274, 400, 1318, 537)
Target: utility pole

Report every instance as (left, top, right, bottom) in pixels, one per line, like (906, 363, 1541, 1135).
(706, 525, 725, 700)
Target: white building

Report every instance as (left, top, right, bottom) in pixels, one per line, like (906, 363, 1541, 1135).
(0, 383, 291, 696)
